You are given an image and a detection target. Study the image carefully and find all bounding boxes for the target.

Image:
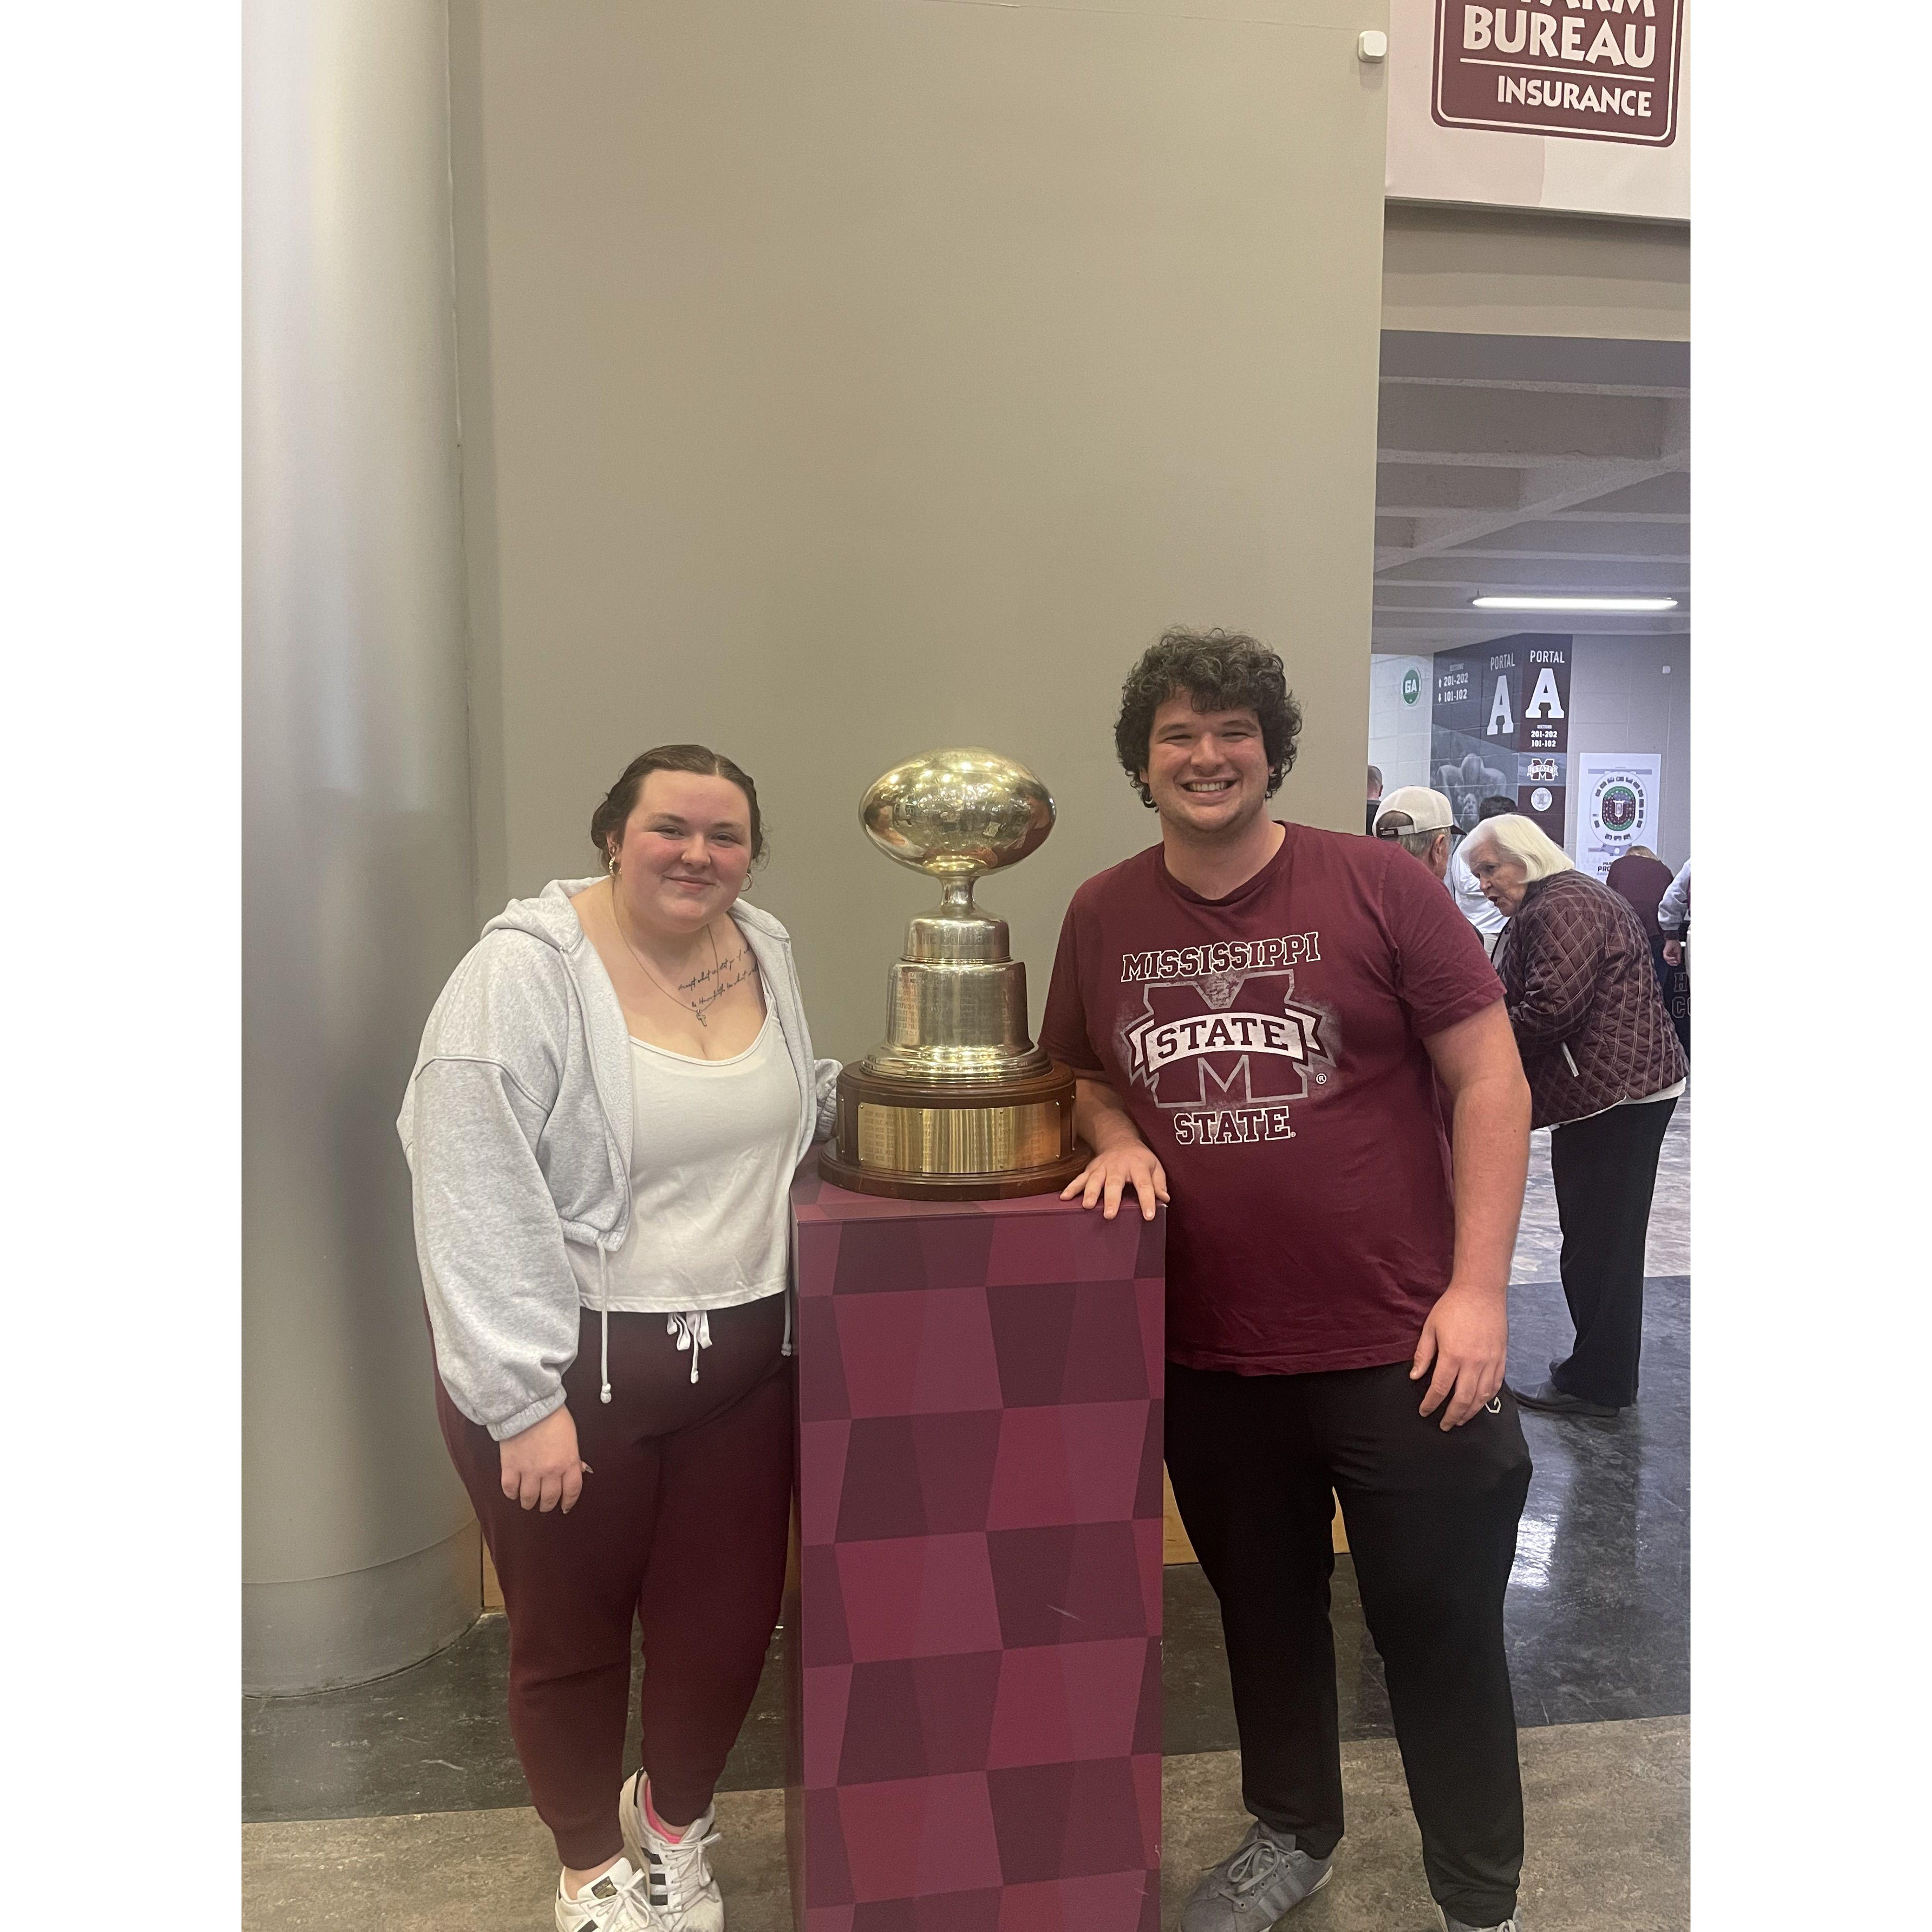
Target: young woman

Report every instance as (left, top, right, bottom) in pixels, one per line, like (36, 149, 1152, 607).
(400, 745, 838, 1932)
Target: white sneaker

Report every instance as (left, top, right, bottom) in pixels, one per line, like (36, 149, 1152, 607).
(619, 1772, 725, 1932)
(557, 1856, 664, 1932)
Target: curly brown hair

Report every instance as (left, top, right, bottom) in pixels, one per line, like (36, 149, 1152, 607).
(1113, 628, 1302, 807)
(591, 744, 768, 865)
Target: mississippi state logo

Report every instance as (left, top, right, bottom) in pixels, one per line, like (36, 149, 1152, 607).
(1113, 934, 1337, 1148)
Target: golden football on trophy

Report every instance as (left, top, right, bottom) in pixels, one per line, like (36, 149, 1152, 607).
(817, 748, 1087, 1200)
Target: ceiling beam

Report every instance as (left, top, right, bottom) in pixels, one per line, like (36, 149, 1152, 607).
(1374, 399, 1687, 571)
(1377, 561, 1690, 595)
(1376, 463, 1526, 514)
(1439, 521, 1690, 560)
(1377, 385, 1678, 466)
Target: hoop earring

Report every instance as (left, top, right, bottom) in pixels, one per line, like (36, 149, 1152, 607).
(606, 851, 620, 876)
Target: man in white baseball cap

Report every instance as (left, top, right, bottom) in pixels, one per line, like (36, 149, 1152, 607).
(1373, 784, 1458, 881)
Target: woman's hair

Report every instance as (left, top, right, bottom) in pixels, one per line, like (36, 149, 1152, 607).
(1113, 628, 1302, 807)
(1626, 843, 1657, 861)
(1463, 812, 1574, 882)
(591, 744, 767, 865)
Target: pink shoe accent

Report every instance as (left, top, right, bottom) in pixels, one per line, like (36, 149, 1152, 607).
(642, 1778, 687, 1844)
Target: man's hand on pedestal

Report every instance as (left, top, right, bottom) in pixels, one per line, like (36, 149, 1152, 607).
(1064, 1077, 1169, 1221)
(1061, 1143, 1170, 1223)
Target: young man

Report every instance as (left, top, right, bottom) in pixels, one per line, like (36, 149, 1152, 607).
(1041, 630, 1535, 1932)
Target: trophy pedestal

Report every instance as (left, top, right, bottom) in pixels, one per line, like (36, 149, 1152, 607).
(818, 1062, 1089, 1202)
(783, 1162, 1166, 1932)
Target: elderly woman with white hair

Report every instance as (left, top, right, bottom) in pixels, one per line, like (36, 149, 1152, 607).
(1461, 815, 1688, 1419)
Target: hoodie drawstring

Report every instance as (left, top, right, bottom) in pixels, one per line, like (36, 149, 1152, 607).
(599, 1248, 613, 1404)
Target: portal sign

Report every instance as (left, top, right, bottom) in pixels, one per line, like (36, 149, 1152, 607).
(1433, 0, 1685, 148)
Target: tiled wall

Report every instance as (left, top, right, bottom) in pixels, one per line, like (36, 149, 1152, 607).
(1367, 653, 1433, 794)
(1560, 634, 1692, 869)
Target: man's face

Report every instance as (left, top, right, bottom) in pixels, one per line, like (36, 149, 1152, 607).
(1140, 696, 1272, 841)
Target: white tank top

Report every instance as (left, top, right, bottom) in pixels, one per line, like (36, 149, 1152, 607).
(568, 1005, 800, 1316)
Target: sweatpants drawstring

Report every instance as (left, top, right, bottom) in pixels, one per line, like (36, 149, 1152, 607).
(668, 1310, 713, 1384)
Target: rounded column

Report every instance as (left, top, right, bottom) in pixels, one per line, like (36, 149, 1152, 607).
(243, 0, 480, 1691)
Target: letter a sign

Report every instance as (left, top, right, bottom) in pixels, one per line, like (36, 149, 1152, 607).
(1524, 666, 1565, 722)
(1433, 1, 1685, 148)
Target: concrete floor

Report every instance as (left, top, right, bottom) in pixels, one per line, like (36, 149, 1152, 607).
(243, 1717, 1687, 1932)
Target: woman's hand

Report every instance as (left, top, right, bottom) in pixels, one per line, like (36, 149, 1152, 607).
(499, 1404, 591, 1513)
(1662, 939, 1683, 966)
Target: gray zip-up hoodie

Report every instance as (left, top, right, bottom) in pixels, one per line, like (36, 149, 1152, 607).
(397, 878, 839, 1440)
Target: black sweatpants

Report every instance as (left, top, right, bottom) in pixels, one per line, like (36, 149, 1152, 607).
(1548, 1095, 1677, 1408)
(1166, 1359, 1532, 1926)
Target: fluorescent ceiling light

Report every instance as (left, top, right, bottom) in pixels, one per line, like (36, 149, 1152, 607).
(1471, 596, 1679, 613)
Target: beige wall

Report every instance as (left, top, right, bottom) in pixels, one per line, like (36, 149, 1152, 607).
(1382, 202, 1689, 340)
(451, 0, 1392, 1065)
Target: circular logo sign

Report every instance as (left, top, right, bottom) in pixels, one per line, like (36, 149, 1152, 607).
(1598, 782, 1639, 833)
(1530, 786, 1554, 812)
(1402, 668, 1421, 707)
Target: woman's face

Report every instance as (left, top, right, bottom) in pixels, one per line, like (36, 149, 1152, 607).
(610, 770, 755, 935)
(1465, 839, 1531, 916)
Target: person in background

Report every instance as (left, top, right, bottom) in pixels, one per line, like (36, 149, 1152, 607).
(1048, 629, 1534, 1932)
(1605, 844, 1677, 994)
(1365, 763, 1384, 835)
(1462, 815, 1687, 1423)
(1653, 857, 1692, 1056)
(1372, 784, 1458, 879)
(1605, 845, 1673, 948)
(1658, 859, 1691, 969)
(399, 744, 839, 1932)
(1448, 795, 1517, 959)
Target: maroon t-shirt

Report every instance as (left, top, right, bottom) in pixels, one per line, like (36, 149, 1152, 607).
(1040, 823, 1504, 1376)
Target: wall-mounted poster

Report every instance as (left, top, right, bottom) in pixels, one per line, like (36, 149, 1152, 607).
(1432, 634, 1570, 845)
(1577, 752, 1663, 878)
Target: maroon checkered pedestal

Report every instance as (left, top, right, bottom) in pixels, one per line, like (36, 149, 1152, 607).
(784, 1159, 1167, 1932)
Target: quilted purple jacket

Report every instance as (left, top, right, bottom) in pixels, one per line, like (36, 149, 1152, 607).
(1495, 870, 1689, 1129)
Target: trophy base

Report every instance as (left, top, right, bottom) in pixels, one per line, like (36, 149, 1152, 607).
(819, 1062, 1090, 1202)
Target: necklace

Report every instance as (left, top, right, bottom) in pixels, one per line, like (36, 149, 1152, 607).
(609, 878, 724, 1027)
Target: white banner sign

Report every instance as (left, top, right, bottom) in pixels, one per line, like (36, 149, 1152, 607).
(1576, 752, 1662, 878)
(1385, 0, 1690, 220)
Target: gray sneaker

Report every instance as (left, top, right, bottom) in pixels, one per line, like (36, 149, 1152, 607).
(1438, 1908, 1521, 1932)
(1180, 1820, 1333, 1932)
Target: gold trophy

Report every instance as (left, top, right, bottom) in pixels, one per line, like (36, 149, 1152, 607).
(818, 748, 1088, 1200)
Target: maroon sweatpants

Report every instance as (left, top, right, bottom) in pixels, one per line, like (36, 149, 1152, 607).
(435, 1296, 794, 1869)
